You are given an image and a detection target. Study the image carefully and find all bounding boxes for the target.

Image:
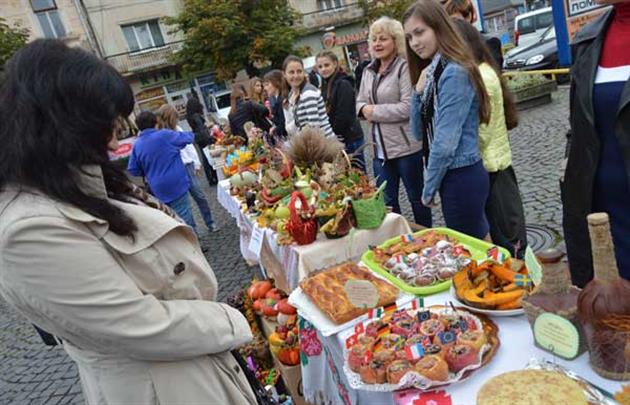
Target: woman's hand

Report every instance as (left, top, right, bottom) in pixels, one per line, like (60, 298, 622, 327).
(422, 195, 439, 208)
(362, 105, 375, 121)
(416, 68, 429, 93)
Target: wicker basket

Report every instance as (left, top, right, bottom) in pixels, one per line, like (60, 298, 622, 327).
(521, 254, 588, 358)
(351, 181, 387, 229)
(578, 213, 630, 380)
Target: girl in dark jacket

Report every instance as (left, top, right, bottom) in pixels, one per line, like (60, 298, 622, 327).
(263, 70, 287, 142)
(316, 51, 366, 170)
(228, 87, 271, 142)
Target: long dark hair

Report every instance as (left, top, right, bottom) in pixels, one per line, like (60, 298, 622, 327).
(281, 55, 306, 108)
(263, 69, 287, 100)
(452, 20, 518, 130)
(403, 0, 490, 124)
(315, 50, 340, 109)
(0, 39, 137, 236)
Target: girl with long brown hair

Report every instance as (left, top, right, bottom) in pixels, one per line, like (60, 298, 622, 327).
(157, 104, 218, 232)
(263, 69, 287, 140)
(404, 0, 491, 239)
(453, 19, 527, 257)
(248, 77, 265, 104)
(316, 50, 366, 170)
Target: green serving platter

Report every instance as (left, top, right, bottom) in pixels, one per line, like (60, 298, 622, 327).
(361, 227, 512, 296)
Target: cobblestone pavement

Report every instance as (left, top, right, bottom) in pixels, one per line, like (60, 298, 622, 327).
(0, 87, 570, 404)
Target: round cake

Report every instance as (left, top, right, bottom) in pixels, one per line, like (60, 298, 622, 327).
(477, 370, 587, 405)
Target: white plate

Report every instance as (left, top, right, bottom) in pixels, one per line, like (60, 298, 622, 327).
(449, 286, 524, 316)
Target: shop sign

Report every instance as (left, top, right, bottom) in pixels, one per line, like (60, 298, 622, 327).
(135, 87, 165, 102)
(335, 30, 368, 47)
(563, 0, 608, 40)
(139, 68, 183, 89)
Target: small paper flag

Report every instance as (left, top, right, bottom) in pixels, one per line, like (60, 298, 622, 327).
(410, 297, 424, 310)
(417, 310, 431, 322)
(345, 334, 358, 349)
(405, 343, 425, 361)
(368, 308, 383, 318)
(383, 302, 398, 314)
(363, 350, 373, 364)
(514, 273, 533, 288)
(400, 234, 415, 243)
(377, 325, 391, 339)
(421, 335, 432, 348)
(354, 322, 365, 335)
(437, 330, 456, 345)
(459, 319, 469, 332)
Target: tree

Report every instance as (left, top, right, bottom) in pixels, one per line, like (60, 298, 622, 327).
(359, 0, 415, 24)
(166, 0, 301, 81)
(0, 17, 29, 67)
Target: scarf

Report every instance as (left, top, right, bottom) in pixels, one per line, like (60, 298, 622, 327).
(420, 53, 449, 168)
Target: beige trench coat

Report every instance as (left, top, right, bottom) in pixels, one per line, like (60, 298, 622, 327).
(0, 166, 256, 405)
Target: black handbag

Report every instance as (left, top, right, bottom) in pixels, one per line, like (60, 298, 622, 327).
(231, 350, 280, 405)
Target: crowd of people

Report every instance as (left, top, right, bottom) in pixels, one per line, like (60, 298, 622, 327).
(0, 0, 628, 403)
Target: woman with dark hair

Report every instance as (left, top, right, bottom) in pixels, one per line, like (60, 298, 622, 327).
(562, 0, 630, 285)
(228, 85, 271, 141)
(263, 69, 287, 141)
(316, 50, 366, 170)
(454, 19, 527, 257)
(0, 39, 255, 404)
(404, 0, 491, 239)
(282, 55, 335, 138)
(185, 92, 218, 186)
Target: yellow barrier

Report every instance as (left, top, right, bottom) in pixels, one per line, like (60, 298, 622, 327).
(502, 68, 571, 81)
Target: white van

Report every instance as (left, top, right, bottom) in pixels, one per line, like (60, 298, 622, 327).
(514, 7, 553, 48)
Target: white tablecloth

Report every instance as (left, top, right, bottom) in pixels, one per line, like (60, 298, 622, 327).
(299, 291, 624, 405)
(216, 180, 412, 291)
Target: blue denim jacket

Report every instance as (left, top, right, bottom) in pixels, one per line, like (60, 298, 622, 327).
(410, 62, 482, 203)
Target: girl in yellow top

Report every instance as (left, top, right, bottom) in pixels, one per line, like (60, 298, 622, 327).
(454, 20, 528, 258)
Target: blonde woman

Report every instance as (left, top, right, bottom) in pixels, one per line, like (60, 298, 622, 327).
(157, 104, 218, 232)
(356, 16, 431, 227)
(248, 77, 265, 104)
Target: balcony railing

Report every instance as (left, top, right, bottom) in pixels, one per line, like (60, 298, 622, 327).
(104, 41, 184, 76)
(297, 2, 365, 33)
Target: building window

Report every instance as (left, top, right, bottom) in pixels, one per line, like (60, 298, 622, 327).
(31, 0, 66, 39)
(318, 0, 343, 11)
(121, 20, 165, 52)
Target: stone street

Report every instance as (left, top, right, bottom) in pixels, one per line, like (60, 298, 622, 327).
(0, 87, 570, 405)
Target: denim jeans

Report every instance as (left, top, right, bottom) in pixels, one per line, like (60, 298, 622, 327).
(166, 191, 196, 231)
(185, 163, 215, 228)
(373, 152, 432, 227)
(345, 137, 366, 172)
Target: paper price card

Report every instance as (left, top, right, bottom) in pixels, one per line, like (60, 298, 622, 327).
(524, 245, 543, 286)
(534, 313, 581, 360)
(248, 226, 265, 258)
(344, 279, 378, 309)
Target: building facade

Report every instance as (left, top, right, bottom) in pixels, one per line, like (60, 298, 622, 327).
(290, 0, 370, 74)
(0, 0, 95, 51)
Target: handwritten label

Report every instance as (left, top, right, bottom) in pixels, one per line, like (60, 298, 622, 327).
(344, 279, 379, 309)
(525, 246, 543, 286)
(248, 226, 265, 258)
(534, 313, 580, 360)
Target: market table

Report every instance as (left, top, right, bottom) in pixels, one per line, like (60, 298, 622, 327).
(203, 147, 226, 181)
(297, 290, 624, 405)
(216, 179, 412, 291)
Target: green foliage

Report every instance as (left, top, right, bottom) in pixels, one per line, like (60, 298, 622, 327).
(506, 74, 552, 92)
(0, 17, 29, 67)
(359, 0, 415, 25)
(166, 0, 300, 80)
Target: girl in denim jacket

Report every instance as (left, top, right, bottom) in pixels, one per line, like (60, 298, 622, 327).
(403, 0, 491, 239)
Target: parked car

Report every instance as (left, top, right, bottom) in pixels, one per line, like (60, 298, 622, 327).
(207, 89, 231, 124)
(513, 7, 553, 48)
(504, 26, 557, 71)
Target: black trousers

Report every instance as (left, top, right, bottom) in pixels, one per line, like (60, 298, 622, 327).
(196, 142, 218, 186)
(486, 166, 528, 258)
